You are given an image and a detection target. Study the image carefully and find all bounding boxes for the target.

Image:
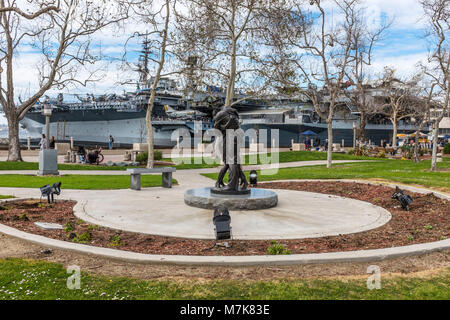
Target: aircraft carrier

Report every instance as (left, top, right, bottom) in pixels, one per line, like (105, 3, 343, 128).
(9, 40, 432, 148)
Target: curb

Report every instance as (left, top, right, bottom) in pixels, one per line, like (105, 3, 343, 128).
(0, 180, 449, 266)
(0, 222, 449, 266)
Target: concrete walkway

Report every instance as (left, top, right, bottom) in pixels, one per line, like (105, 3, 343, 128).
(0, 160, 389, 240)
(1, 171, 449, 265)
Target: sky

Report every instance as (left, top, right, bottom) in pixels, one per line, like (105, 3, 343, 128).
(0, 0, 433, 125)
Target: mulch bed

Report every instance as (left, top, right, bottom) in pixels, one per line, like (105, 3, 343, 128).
(0, 181, 448, 256)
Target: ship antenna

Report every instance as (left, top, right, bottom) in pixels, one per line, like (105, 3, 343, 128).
(137, 34, 151, 89)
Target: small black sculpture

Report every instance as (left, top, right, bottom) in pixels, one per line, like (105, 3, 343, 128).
(391, 186, 413, 211)
(40, 182, 62, 204)
(212, 107, 249, 195)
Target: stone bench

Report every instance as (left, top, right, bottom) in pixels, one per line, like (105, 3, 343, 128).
(126, 167, 176, 190)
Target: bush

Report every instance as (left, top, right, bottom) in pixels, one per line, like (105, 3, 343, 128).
(109, 234, 123, 247)
(346, 148, 355, 155)
(377, 150, 386, 158)
(444, 144, 450, 154)
(64, 222, 74, 232)
(354, 147, 369, 156)
(72, 231, 91, 244)
(267, 241, 291, 255)
(136, 150, 163, 164)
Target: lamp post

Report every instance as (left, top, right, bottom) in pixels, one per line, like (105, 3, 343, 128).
(38, 102, 59, 176)
(43, 103, 52, 149)
(353, 121, 357, 148)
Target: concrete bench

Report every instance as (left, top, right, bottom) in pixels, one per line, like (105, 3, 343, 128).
(126, 167, 176, 190)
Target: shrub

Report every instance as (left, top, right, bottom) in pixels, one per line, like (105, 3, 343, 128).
(377, 150, 386, 158)
(354, 147, 369, 156)
(444, 143, 450, 154)
(109, 234, 123, 247)
(346, 148, 355, 155)
(136, 150, 163, 164)
(64, 222, 74, 232)
(72, 231, 91, 244)
(419, 148, 425, 157)
(267, 241, 291, 255)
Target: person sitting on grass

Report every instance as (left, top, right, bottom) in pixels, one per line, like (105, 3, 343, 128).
(77, 146, 87, 164)
(87, 147, 102, 165)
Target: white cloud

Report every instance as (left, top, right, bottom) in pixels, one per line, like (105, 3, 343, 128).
(370, 51, 429, 76)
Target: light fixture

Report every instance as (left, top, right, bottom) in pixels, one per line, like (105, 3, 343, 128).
(391, 187, 413, 211)
(42, 103, 52, 117)
(213, 206, 231, 241)
(249, 170, 258, 186)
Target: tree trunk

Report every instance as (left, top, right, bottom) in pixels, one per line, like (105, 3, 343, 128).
(146, 106, 155, 169)
(358, 111, 367, 142)
(413, 133, 420, 163)
(145, 0, 169, 169)
(413, 119, 427, 163)
(392, 117, 398, 149)
(225, 39, 237, 108)
(327, 120, 333, 168)
(6, 113, 23, 162)
(431, 121, 439, 171)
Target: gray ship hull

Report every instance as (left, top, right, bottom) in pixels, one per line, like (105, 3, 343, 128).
(21, 115, 190, 148)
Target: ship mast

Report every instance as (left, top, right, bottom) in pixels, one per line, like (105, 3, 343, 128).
(137, 36, 151, 89)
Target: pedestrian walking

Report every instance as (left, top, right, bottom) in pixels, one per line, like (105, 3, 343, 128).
(109, 135, 114, 150)
(39, 134, 47, 150)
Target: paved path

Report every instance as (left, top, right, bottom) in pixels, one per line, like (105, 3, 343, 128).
(0, 160, 390, 240)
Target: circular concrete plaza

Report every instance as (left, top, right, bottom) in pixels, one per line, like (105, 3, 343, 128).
(74, 186, 391, 240)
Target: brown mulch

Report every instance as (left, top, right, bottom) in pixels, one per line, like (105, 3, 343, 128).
(0, 181, 448, 256)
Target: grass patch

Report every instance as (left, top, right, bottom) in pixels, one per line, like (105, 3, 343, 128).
(168, 158, 220, 169)
(0, 152, 375, 172)
(0, 259, 448, 300)
(0, 174, 176, 190)
(0, 195, 15, 199)
(203, 159, 450, 190)
(0, 162, 138, 171)
(247, 151, 376, 164)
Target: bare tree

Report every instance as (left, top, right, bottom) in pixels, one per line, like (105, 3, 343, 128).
(420, 0, 449, 171)
(374, 68, 423, 149)
(345, 9, 391, 142)
(120, 0, 173, 168)
(174, 0, 270, 108)
(408, 77, 439, 162)
(0, 0, 131, 161)
(0, 0, 60, 18)
(266, 0, 361, 168)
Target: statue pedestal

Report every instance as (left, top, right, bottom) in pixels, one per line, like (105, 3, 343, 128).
(210, 187, 251, 196)
(184, 187, 278, 210)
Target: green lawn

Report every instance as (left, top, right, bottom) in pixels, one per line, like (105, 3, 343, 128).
(203, 159, 450, 190)
(0, 195, 14, 199)
(0, 174, 175, 190)
(248, 151, 376, 164)
(0, 259, 448, 300)
(0, 161, 141, 171)
(0, 152, 376, 171)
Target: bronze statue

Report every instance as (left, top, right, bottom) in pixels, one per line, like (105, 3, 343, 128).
(212, 107, 249, 195)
